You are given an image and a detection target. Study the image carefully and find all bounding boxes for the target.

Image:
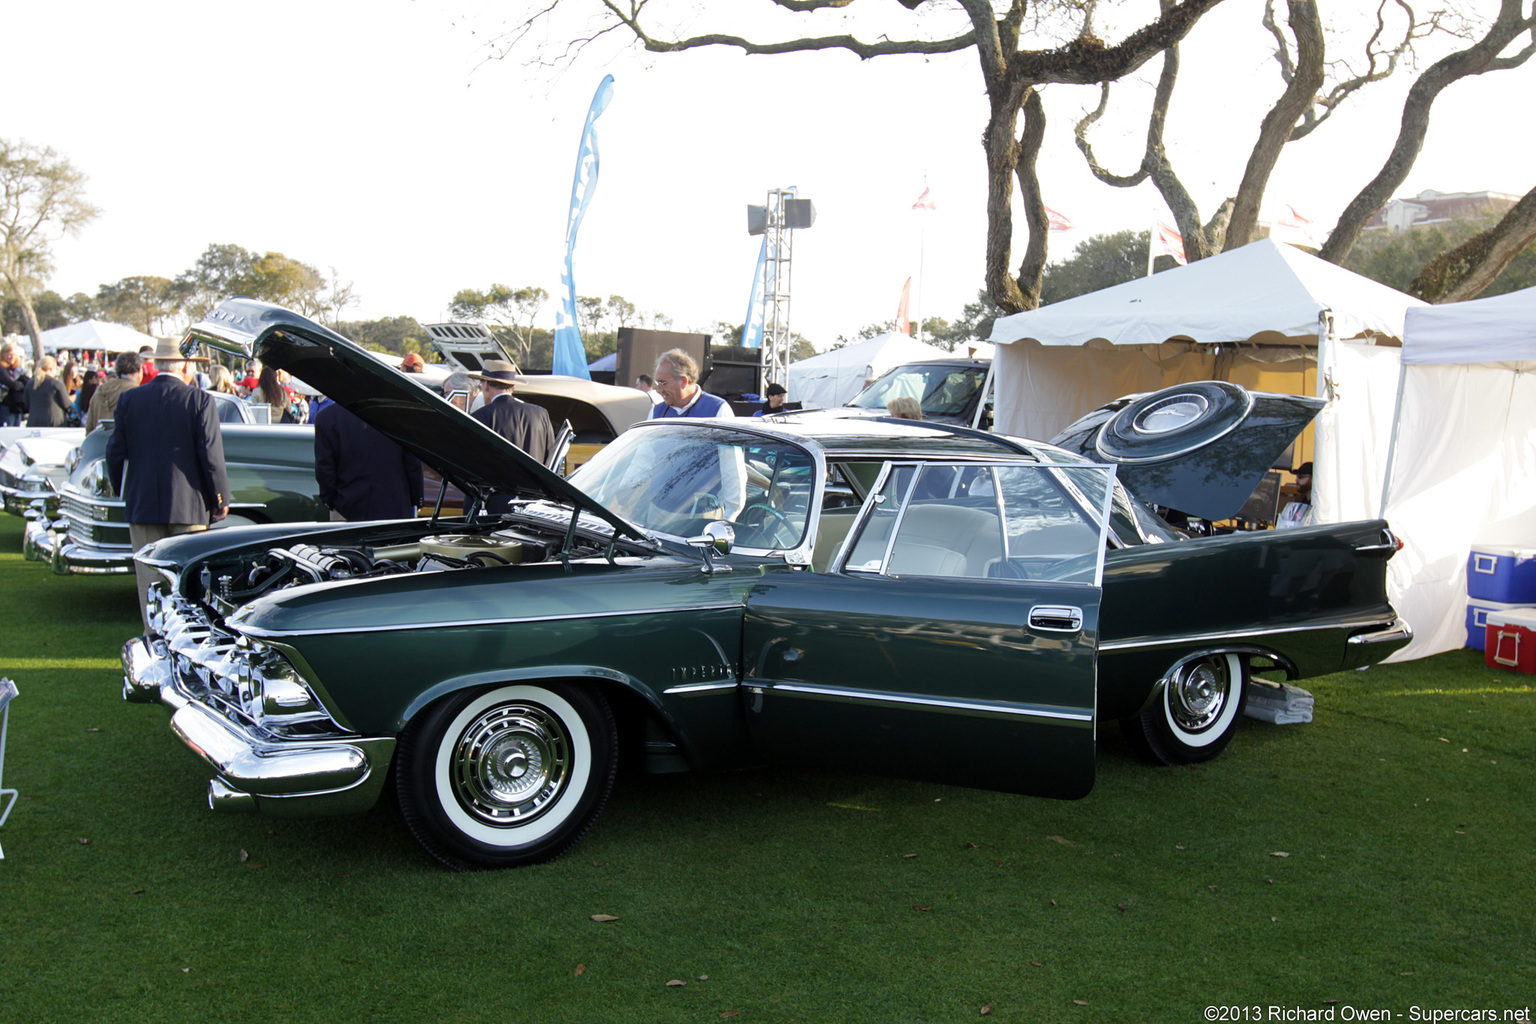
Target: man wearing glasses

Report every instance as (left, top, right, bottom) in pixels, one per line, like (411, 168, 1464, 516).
(649, 349, 734, 420)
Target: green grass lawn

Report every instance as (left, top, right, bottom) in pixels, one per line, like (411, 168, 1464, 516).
(1, 513, 1533, 1023)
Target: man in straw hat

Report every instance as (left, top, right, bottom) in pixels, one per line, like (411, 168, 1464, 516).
(107, 336, 229, 628)
(469, 360, 555, 512)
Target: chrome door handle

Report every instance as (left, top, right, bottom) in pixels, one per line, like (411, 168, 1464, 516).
(1029, 605, 1084, 632)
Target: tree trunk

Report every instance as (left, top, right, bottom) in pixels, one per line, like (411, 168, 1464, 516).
(1012, 89, 1050, 311)
(1409, 185, 1536, 302)
(1, 272, 46, 364)
(983, 81, 1029, 314)
(1223, 0, 1324, 249)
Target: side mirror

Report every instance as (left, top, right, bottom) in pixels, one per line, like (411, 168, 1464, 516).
(688, 520, 735, 556)
(687, 521, 735, 572)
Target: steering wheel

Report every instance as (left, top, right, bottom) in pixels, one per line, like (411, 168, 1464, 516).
(738, 503, 798, 549)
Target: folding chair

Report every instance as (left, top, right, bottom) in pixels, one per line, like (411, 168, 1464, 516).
(0, 678, 17, 860)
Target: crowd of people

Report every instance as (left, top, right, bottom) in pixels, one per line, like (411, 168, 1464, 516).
(0, 341, 317, 429)
(11, 337, 813, 624)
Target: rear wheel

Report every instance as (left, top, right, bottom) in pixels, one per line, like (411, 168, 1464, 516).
(1121, 653, 1247, 765)
(396, 682, 617, 870)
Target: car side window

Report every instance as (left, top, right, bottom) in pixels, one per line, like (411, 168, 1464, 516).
(212, 393, 247, 424)
(840, 462, 1112, 583)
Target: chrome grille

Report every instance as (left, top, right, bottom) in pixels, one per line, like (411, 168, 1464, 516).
(148, 592, 341, 737)
(62, 492, 117, 522)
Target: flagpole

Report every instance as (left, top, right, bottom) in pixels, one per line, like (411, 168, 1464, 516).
(1146, 220, 1156, 277)
(915, 213, 926, 343)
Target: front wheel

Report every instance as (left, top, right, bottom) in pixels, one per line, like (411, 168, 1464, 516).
(396, 682, 617, 870)
(1121, 653, 1247, 765)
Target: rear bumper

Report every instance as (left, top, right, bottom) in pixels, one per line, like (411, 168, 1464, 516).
(1342, 618, 1412, 668)
(122, 637, 393, 817)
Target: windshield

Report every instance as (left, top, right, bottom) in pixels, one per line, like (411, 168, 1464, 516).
(568, 425, 817, 550)
(848, 364, 988, 418)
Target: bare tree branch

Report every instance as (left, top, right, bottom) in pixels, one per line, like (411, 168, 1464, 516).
(1323, 0, 1536, 263)
(600, 0, 977, 59)
(1409, 184, 1536, 301)
(497, 0, 1224, 316)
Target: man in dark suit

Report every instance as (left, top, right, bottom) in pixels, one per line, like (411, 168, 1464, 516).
(469, 361, 555, 513)
(314, 401, 424, 521)
(106, 338, 229, 629)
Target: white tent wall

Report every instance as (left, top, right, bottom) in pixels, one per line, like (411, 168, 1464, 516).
(1379, 285, 1536, 662)
(1310, 341, 1405, 526)
(1383, 363, 1536, 661)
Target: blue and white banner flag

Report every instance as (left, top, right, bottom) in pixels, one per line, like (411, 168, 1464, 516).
(740, 235, 767, 350)
(552, 75, 615, 379)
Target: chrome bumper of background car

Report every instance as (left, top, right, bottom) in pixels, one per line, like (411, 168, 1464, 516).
(21, 516, 54, 562)
(1, 479, 58, 517)
(51, 537, 135, 575)
(122, 637, 394, 817)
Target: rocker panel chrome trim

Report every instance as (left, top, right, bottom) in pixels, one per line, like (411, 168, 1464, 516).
(761, 681, 1093, 723)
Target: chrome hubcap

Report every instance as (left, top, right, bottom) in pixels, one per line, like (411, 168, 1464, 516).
(453, 703, 570, 827)
(1169, 660, 1227, 732)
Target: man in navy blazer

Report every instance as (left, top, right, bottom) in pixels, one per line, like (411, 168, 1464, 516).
(314, 401, 423, 520)
(106, 338, 229, 628)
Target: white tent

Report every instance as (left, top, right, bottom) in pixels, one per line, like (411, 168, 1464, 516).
(787, 332, 949, 409)
(39, 319, 159, 354)
(987, 239, 1426, 525)
(1379, 285, 1536, 661)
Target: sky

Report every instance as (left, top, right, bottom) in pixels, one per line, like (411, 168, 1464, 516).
(8, 0, 1532, 352)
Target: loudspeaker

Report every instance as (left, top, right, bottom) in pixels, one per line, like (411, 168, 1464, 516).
(618, 328, 711, 391)
(783, 199, 816, 229)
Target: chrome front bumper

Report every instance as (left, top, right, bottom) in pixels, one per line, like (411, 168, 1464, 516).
(122, 636, 394, 817)
(1, 481, 57, 518)
(22, 515, 134, 574)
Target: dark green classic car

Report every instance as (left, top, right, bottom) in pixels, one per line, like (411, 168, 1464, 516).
(120, 300, 1410, 870)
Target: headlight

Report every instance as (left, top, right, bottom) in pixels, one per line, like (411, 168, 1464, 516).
(253, 652, 325, 722)
(84, 461, 112, 498)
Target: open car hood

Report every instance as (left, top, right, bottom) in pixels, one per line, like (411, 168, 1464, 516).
(186, 299, 640, 538)
(1049, 381, 1324, 521)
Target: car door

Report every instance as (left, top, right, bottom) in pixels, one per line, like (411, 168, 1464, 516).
(741, 460, 1114, 800)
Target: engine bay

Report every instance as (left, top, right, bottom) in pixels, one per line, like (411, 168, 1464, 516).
(195, 524, 609, 613)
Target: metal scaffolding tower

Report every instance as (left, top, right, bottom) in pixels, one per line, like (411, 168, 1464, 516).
(760, 188, 795, 392)
(747, 188, 814, 394)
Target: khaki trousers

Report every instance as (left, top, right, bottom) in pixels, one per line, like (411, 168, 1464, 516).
(130, 523, 208, 633)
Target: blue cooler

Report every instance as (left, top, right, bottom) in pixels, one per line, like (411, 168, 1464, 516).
(1467, 545, 1536, 603)
(1467, 599, 1526, 651)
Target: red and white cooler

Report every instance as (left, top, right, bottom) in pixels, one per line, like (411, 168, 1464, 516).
(1486, 608, 1536, 673)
